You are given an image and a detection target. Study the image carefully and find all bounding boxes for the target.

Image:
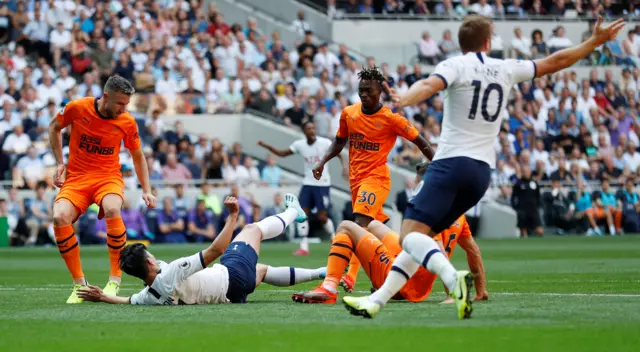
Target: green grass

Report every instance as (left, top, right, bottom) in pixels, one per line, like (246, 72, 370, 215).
(1, 237, 640, 351)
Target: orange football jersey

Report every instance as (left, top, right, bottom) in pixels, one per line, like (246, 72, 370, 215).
(400, 215, 471, 302)
(56, 97, 141, 177)
(337, 103, 419, 187)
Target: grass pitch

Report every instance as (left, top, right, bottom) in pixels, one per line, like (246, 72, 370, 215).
(1, 236, 639, 352)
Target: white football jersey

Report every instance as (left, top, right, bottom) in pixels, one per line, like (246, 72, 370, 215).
(130, 252, 230, 305)
(289, 137, 333, 187)
(432, 52, 536, 168)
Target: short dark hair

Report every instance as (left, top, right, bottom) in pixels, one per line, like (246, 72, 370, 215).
(458, 15, 493, 53)
(104, 75, 135, 95)
(416, 161, 430, 178)
(119, 243, 149, 281)
(301, 120, 314, 130)
(357, 66, 386, 87)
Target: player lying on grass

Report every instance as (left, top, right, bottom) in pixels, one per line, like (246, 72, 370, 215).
(292, 162, 487, 305)
(78, 194, 326, 305)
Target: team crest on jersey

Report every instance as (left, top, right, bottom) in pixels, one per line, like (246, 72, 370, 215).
(180, 260, 191, 269)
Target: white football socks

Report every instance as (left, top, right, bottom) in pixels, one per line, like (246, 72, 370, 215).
(256, 208, 298, 240)
(297, 220, 310, 251)
(403, 232, 458, 291)
(369, 250, 419, 305)
(323, 218, 335, 239)
(263, 266, 325, 286)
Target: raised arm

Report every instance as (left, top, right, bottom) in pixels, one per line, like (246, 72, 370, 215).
(385, 76, 447, 108)
(257, 141, 294, 157)
(200, 197, 239, 265)
(534, 17, 625, 78)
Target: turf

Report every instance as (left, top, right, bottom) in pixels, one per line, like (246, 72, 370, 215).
(1, 236, 639, 352)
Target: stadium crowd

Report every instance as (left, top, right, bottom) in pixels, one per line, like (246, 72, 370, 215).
(321, 0, 639, 19)
(0, 0, 639, 246)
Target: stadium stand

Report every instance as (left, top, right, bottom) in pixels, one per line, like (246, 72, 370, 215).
(0, 0, 639, 246)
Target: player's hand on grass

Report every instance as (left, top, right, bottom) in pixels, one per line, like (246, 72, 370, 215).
(224, 196, 239, 215)
(54, 164, 66, 188)
(312, 164, 324, 180)
(474, 291, 489, 301)
(142, 192, 157, 209)
(77, 285, 106, 302)
(591, 16, 626, 46)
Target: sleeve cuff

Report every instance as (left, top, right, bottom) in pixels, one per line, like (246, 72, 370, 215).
(433, 74, 448, 89)
(530, 60, 537, 80)
(198, 251, 206, 269)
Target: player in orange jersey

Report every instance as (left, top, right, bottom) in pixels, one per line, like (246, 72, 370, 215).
(292, 214, 487, 305)
(294, 161, 487, 306)
(48, 76, 157, 304)
(312, 67, 434, 292)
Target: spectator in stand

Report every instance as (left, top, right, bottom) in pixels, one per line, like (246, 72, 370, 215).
(471, 0, 494, 17)
(162, 152, 192, 183)
(13, 146, 44, 189)
(187, 199, 216, 242)
(261, 154, 283, 187)
(25, 181, 52, 245)
(120, 198, 152, 240)
(157, 196, 186, 243)
(511, 27, 532, 60)
(291, 11, 311, 37)
(418, 31, 440, 65)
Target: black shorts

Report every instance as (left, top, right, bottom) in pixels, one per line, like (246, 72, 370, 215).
(517, 209, 541, 229)
(220, 241, 258, 303)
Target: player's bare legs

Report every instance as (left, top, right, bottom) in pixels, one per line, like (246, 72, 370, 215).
(98, 193, 128, 297)
(293, 221, 370, 304)
(340, 213, 372, 293)
(52, 199, 85, 303)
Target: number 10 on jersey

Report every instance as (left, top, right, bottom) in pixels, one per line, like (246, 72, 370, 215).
(467, 80, 504, 122)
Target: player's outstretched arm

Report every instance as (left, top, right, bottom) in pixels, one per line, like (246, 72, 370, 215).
(385, 76, 446, 108)
(201, 197, 239, 265)
(534, 16, 625, 78)
(313, 137, 347, 180)
(458, 231, 488, 301)
(77, 285, 131, 304)
(257, 141, 294, 157)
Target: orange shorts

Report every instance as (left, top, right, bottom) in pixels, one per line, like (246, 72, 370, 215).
(351, 181, 390, 222)
(55, 175, 124, 216)
(586, 207, 606, 219)
(355, 232, 401, 290)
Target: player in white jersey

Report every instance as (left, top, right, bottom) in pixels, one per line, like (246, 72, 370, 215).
(77, 194, 327, 305)
(258, 121, 347, 256)
(343, 15, 625, 320)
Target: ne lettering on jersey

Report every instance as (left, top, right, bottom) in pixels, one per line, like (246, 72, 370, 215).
(56, 97, 141, 176)
(432, 53, 536, 168)
(337, 103, 419, 187)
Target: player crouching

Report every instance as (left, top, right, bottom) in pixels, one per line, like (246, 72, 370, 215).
(78, 194, 326, 305)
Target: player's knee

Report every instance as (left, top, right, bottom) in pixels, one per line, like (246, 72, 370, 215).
(336, 220, 355, 235)
(102, 205, 121, 219)
(244, 223, 261, 237)
(52, 208, 73, 226)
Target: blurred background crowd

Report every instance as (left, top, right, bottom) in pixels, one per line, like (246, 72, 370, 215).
(0, 0, 639, 246)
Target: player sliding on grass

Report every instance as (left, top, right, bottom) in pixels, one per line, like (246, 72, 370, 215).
(343, 15, 625, 320)
(78, 194, 326, 305)
(292, 162, 487, 305)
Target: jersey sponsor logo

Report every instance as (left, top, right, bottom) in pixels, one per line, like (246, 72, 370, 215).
(349, 133, 380, 151)
(180, 260, 191, 269)
(78, 134, 115, 155)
